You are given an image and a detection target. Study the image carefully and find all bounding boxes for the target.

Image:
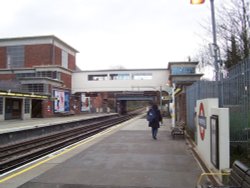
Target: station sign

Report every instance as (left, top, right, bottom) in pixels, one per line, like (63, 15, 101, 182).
(198, 102, 206, 140)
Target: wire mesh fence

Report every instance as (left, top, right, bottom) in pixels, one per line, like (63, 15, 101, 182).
(186, 58, 250, 165)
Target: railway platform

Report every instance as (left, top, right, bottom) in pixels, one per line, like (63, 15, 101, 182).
(0, 113, 116, 134)
(0, 114, 202, 188)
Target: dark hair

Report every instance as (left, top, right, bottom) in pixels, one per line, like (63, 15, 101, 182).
(152, 104, 158, 110)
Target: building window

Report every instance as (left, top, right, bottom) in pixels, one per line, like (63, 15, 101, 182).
(132, 73, 152, 80)
(52, 71, 61, 80)
(24, 99, 30, 114)
(7, 46, 24, 68)
(0, 97, 3, 114)
(22, 84, 45, 93)
(171, 67, 195, 75)
(110, 73, 130, 80)
(16, 71, 60, 80)
(36, 71, 60, 79)
(16, 72, 36, 79)
(62, 50, 68, 69)
(88, 74, 108, 81)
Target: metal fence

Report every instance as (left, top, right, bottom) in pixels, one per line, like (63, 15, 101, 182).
(186, 58, 250, 164)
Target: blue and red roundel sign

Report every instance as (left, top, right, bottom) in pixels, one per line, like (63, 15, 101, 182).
(198, 102, 206, 140)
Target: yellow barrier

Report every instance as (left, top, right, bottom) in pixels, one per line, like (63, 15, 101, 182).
(196, 172, 231, 187)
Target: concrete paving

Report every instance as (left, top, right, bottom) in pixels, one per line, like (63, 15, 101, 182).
(0, 116, 202, 188)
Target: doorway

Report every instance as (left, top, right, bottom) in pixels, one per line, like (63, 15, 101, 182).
(5, 98, 22, 120)
(32, 99, 43, 118)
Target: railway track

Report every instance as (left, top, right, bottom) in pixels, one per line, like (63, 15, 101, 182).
(0, 110, 143, 174)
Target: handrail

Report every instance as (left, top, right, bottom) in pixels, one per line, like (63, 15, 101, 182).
(196, 172, 231, 187)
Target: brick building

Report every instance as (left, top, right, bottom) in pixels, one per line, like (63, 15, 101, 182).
(0, 35, 79, 120)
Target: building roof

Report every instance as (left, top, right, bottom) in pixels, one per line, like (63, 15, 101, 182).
(167, 61, 199, 70)
(74, 68, 168, 73)
(0, 35, 79, 53)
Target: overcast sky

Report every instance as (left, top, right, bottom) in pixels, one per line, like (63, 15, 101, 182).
(1, 0, 222, 70)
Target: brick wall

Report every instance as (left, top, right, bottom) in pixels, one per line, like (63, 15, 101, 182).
(0, 74, 15, 80)
(0, 47, 6, 68)
(61, 73, 72, 89)
(25, 44, 52, 67)
(42, 100, 54, 118)
(70, 94, 81, 114)
(68, 53, 76, 71)
(2, 44, 76, 72)
(54, 46, 62, 66)
(92, 93, 103, 109)
(176, 93, 187, 123)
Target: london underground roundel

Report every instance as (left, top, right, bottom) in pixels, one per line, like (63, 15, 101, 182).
(198, 102, 206, 140)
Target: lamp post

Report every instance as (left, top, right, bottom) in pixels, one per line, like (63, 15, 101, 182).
(191, 0, 219, 81)
(210, 0, 219, 81)
(171, 83, 176, 128)
(160, 86, 162, 111)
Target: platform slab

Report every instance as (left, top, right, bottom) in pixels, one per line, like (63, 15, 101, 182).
(15, 118, 201, 188)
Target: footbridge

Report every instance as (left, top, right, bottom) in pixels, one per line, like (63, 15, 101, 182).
(72, 69, 171, 113)
(72, 69, 169, 93)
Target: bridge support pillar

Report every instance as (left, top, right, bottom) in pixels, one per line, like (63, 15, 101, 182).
(116, 100, 127, 115)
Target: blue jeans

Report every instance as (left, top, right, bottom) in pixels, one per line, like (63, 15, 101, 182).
(151, 128, 158, 139)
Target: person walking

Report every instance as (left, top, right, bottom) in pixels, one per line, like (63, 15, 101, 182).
(147, 104, 162, 140)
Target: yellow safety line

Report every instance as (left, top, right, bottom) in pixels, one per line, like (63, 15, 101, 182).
(196, 172, 230, 186)
(0, 125, 117, 183)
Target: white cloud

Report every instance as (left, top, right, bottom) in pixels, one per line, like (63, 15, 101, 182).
(0, 0, 223, 70)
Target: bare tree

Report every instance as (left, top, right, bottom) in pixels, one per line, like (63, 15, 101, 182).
(192, 42, 215, 80)
(217, 0, 250, 68)
(194, 0, 250, 72)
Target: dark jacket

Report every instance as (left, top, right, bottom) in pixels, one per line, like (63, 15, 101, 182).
(147, 105, 162, 128)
